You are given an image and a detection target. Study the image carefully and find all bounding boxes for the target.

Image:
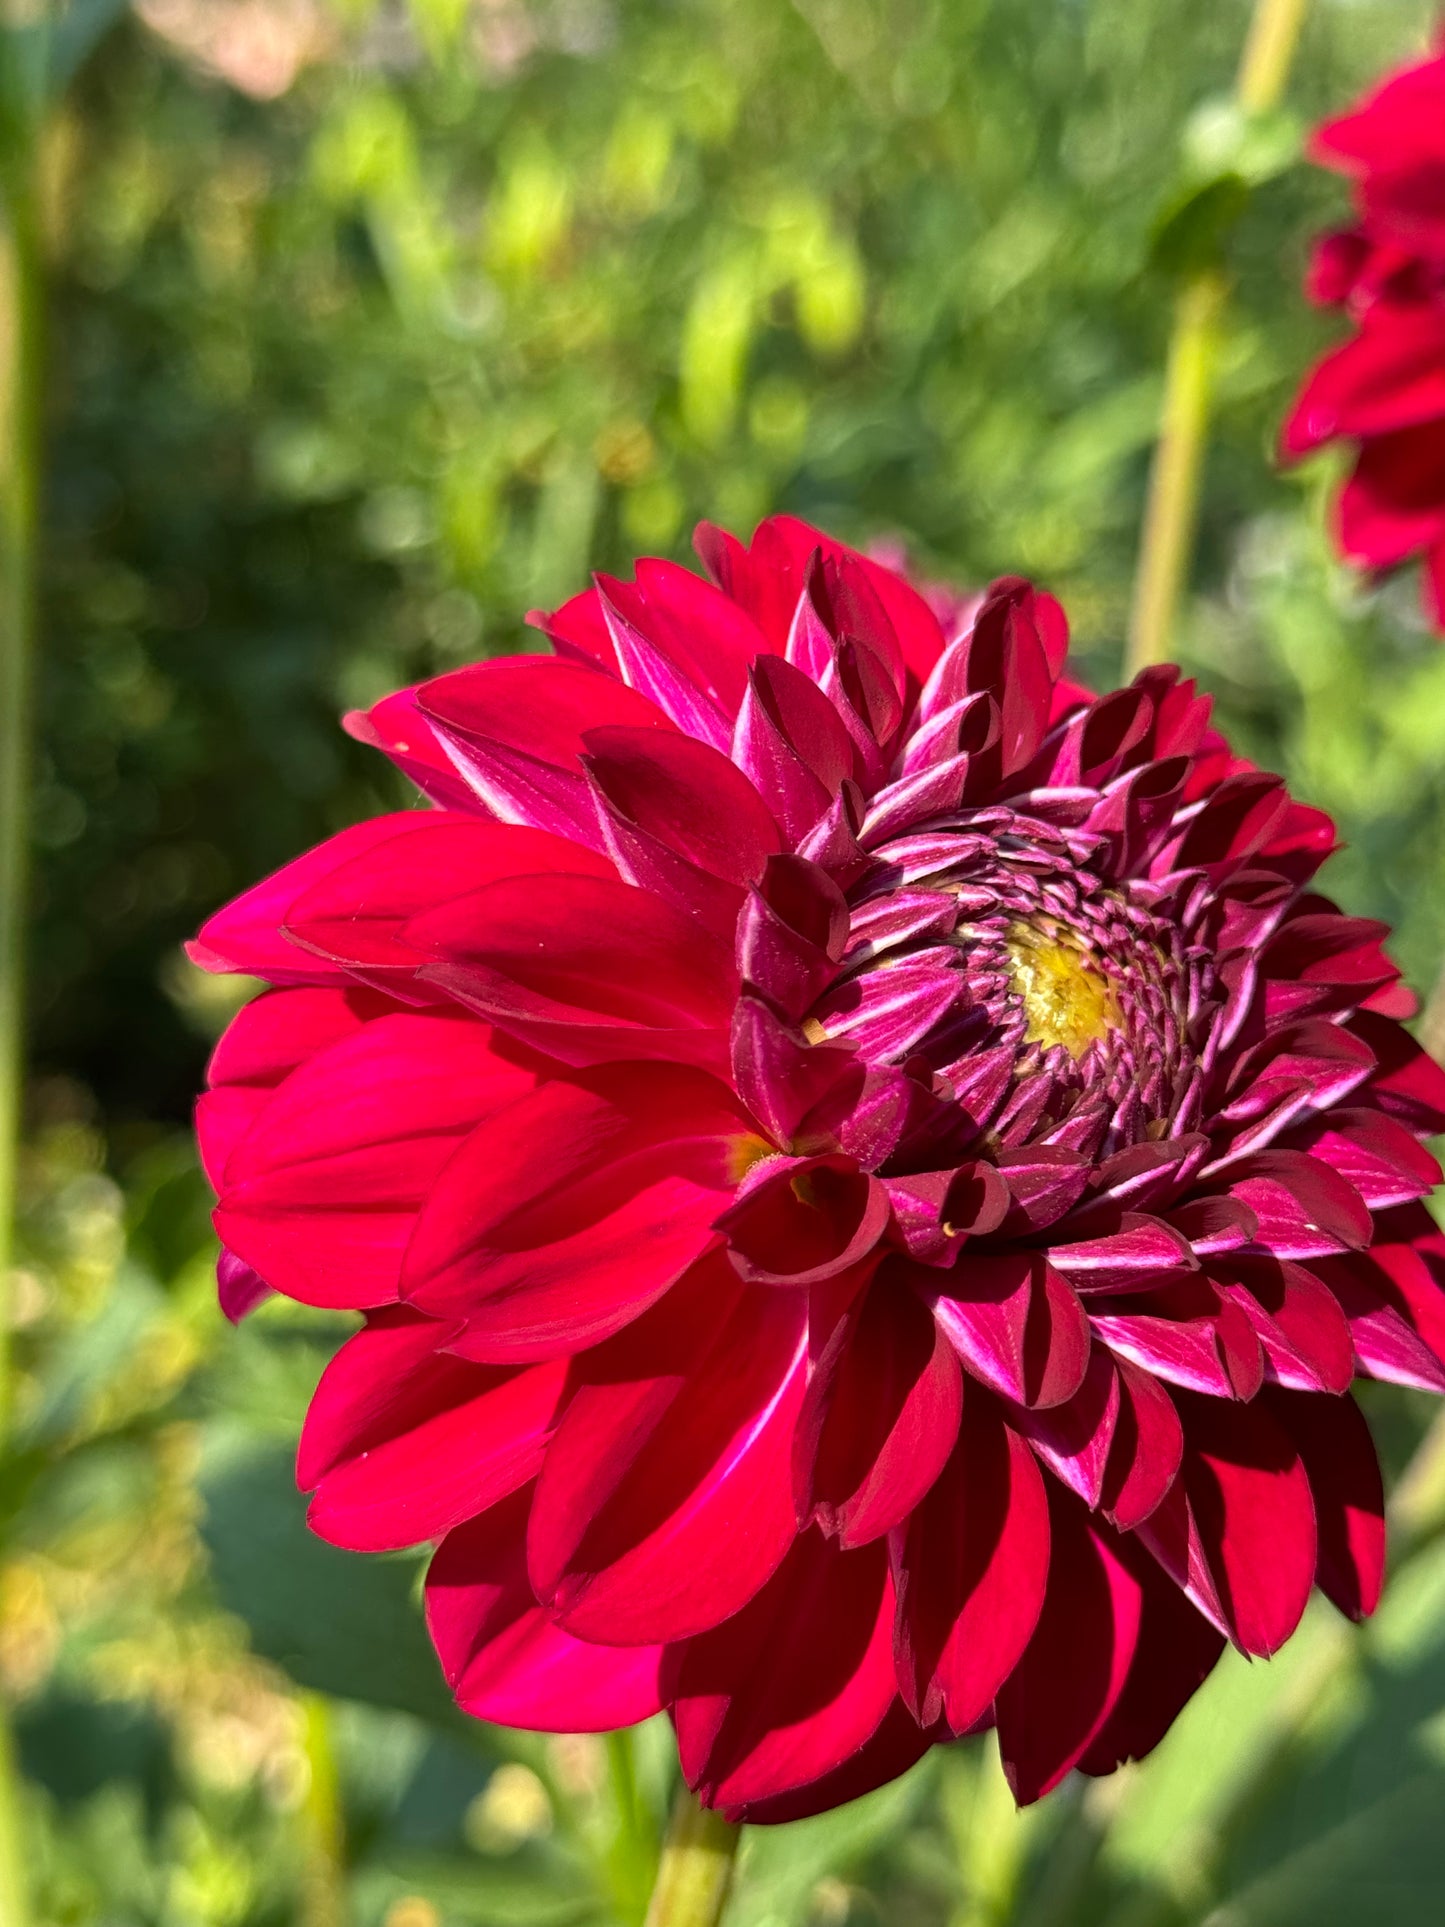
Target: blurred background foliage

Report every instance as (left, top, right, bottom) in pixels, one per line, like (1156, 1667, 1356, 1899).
(8, 0, 1445, 1922)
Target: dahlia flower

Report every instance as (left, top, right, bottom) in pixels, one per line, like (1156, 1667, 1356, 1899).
(1283, 44, 1445, 629)
(193, 517, 1445, 1818)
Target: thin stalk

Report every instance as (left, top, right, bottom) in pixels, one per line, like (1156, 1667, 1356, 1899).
(642, 1788, 740, 1927)
(297, 1694, 347, 1927)
(0, 140, 42, 1927)
(1124, 0, 1314, 675)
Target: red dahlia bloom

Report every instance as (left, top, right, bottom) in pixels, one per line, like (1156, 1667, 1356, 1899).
(193, 517, 1445, 1817)
(1283, 44, 1445, 629)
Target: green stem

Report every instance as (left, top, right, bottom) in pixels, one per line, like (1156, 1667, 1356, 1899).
(642, 1788, 740, 1927)
(297, 1694, 347, 1927)
(1124, 0, 1313, 675)
(0, 116, 42, 1927)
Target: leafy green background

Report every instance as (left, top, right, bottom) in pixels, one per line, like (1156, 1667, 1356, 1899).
(9, 1, 1445, 1922)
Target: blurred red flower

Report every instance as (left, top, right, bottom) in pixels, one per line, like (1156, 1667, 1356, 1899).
(194, 519, 1445, 1816)
(1283, 45, 1445, 628)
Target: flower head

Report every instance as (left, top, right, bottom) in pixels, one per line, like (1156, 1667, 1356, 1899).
(194, 517, 1445, 1817)
(1283, 44, 1445, 629)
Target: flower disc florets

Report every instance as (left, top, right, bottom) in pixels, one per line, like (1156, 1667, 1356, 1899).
(193, 517, 1445, 1820)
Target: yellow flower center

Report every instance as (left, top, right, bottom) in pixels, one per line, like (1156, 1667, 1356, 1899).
(1005, 923, 1121, 1060)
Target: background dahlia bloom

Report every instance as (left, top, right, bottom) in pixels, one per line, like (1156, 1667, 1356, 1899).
(1283, 44, 1445, 629)
(192, 517, 1445, 1819)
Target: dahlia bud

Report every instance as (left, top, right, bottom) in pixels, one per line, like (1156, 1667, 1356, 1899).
(193, 516, 1445, 1817)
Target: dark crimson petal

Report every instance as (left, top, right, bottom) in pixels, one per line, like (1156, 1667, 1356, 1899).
(717, 1155, 889, 1288)
(402, 1064, 757, 1359)
(1267, 1385, 1384, 1622)
(1137, 1391, 1317, 1656)
(582, 724, 781, 886)
(1075, 1560, 1225, 1777)
(1007, 1348, 1121, 1509)
(732, 655, 857, 841)
(301, 1309, 568, 1553)
(527, 1255, 807, 1643)
(1215, 1258, 1356, 1394)
(1316, 1234, 1445, 1394)
(1285, 1107, 1442, 1210)
(595, 582, 734, 750)
(926, 1253, 1092, 1410)
(885, 1161, 1010, 1267)
(415, 657, 675, 848)
(671, 1533, 898, 1812)
(215, 1016, 537, 1310)
(1347, 1013, 1445, 1137)
(737, 855, 849, 1022)
(1100, 1355, 1184, 1531)
(890, 1387, 1050, 1731)
(1089, 1278, 1264, 1401)
(723, 1700, 940, 1826)
(1046, 1214, 1198, 1293)
(994, 1490, 1145, 1803)
(1223, 1150, 1373, 1260)
(409, 871, 736, 1073)
(426, 1489, 665, 1731)
(794, 1264, 963, 1547)
(217, 1249, 272, 1323)
(730, 991, 861, 1148)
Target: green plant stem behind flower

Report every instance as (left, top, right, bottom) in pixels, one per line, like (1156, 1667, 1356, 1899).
(1125, 0, 1313, 675)
(643, 1789, 741, 1927)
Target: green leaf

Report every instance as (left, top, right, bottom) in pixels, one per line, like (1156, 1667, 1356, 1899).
(198, 1426, 462, 1728)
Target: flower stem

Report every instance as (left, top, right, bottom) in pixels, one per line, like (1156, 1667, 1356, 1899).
(1124, 0, 1313, 676)
(1125, 271, 1229, 678)
(297, 1694, 348, 1927)
(642, 1788, 741, 1927)
(0, 112, 43, 1927)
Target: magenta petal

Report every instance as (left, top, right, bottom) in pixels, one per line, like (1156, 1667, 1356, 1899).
(217, 1249, 273, 1323)
(1075, 1563, 1225, 1777)
(1267, 1385, 1384, 1622)
(995, 1490, 1145, 1803)
(402, 1064, 752, 1359)
(671, 1533, 898, 1812)
(1100, 1356, 1184, 1531)
(719, 1154, 889, 1288)
(409, 871, 736, 1073)
(216, 1015, 536, 1309)
(795, 1267, 963, 1547)
(723, 1699, 938, 1825)
(1137, 1392, 1317, 1656)
(891, 1388, 1050, 1732)
(189, 814, 447, 984)
(927, 1253, 1091, 1410)
(344, 688, 485, 813)
(427, 1490, 665, 1730)
(284, 818, 614, 978)
(527, 1258, 807, 1644)
(300, 1309, 568, 1553)
(417, 657, 672, 847)
(1007, 1348, 1121, 1509)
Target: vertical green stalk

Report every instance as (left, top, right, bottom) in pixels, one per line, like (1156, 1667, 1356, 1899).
(297, 1694, 348, 1927)
(642, 1788, 740, 1927)
(1124, 0, 1313, 675)
(0, 106, 41, 1927)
